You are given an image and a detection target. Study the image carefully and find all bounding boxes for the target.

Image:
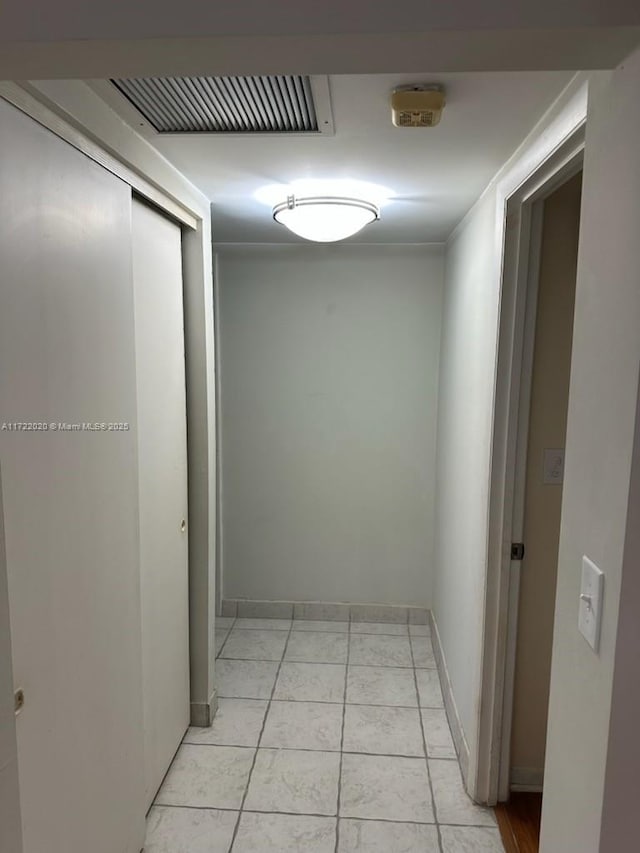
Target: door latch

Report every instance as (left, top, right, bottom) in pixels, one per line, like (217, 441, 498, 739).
(511, 543, 525, 561)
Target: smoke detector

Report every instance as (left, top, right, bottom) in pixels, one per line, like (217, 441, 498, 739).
(391, 85, 446, 128)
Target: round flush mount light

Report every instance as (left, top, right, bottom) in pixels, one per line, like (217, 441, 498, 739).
(273, 195, 380, 242)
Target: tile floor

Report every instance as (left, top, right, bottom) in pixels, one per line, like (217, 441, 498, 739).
(145, 618, 505, 852)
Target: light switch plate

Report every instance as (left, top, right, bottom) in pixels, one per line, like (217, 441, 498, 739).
(579, 556, 604, 652)
(543, 448, 565, 484)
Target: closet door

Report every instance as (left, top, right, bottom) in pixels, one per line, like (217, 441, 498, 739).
(0, 99, 145, 853)
(132, 198, 190, 809)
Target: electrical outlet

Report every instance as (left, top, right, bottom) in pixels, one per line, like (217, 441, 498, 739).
(543, 448, 565, 484)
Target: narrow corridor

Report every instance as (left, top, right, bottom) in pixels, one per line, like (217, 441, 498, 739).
(144, 617, 504, 852)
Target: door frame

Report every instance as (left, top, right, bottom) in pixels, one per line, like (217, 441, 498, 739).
(477, 123, 586, 805)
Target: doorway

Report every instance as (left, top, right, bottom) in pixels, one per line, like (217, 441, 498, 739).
(496, 172, 582, 850)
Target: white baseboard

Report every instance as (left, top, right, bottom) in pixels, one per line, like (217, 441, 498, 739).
(190, 689, 218, 728)
(430, 611, 471, 786)
(510, 766, 544, 792)
(220, 598, 430, 625)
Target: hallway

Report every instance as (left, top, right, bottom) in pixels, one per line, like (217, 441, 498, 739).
(145, 617, 503, 852)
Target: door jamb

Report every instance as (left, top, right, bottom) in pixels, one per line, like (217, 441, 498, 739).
(477, 127, 585, 806)
(496, 197, 545, 799)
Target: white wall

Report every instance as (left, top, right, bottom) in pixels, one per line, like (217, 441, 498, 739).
(3, 0, 636, 42)
(432, 75, 589, 793)
(599, 372, 640, 851)
(0, 469, 22, 853)
(216, 244, 443, 606)
(541, 48, 640, 853)
(433, 187, 500, 771)
(1, 2, 638, 79)
(432, 45, 640, 850)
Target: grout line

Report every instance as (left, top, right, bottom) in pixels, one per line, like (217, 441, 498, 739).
(226, 626, 419, 638)
(218, 654, 435, 671)
(216, 694, 440, 710)
(181, 738, 457, 760)
(216, 616, 237, 659)
(153, 802, 497, 831)
(227, 619, 295, 852)
(410, 628, 444, 853)
(161, 621, 486, 852)
(334, 614, 351, 853)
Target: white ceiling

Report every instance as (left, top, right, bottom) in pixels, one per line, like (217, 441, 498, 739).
(100, 71, 574, 243)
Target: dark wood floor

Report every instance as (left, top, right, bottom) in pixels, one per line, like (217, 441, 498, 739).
(495, 792, 543, 853)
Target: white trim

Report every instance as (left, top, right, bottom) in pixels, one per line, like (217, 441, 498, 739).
(510, 767, 544, 792)
(0, 82, 199, 229)
(431, 612, 471, 783)
(478, 117, 586, 806)
(213, 251, 224, 616)
(497, 200, 545, 800)
(220, 599, 430, 623)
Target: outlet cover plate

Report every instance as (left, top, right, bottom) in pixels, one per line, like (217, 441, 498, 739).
(543, 448, 565, 484)
(579, 556, 604, 653)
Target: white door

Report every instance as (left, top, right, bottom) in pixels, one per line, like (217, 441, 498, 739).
(0, 100, 145, 853)
(132, 198, 190, 808)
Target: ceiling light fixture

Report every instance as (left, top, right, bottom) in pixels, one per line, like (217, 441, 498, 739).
(273, 194, 380, 242)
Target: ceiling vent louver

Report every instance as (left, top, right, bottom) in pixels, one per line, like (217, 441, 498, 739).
(111, 75, 321, 134)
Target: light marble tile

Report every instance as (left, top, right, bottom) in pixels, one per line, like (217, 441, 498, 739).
(221, 600, 237, 617)
(183, 699, 268, 747)
(215, 659, 279, 700)
(234, 812, 336, 853)
(262, 700, 343, 751)
(416, 669, 444, 708)
(350, 604, 408, 624)
(244, 748, 341, 815)
(430, 759, 497, 826)
(215, 629, 230, 656)
(274, 662, 346, 703)
(145, 806, 237, 853)
(408, 608, 430, 625)
(293, 619, 349, 632)
(237, 600, 293, 619)
(349, 635, 413, 668)
(294, 602, 351, 622)
(215, 616, 236, 630)
(340, 754, 434, 823)
(338, 819, 439, 852)
(233, 618, 292, 631)
(350, 622, 409, 636)
(422, 709, 456, 759)
(285, 631, 348, 664)
(347, 666, 417, 707)
(440, 825, 505, 853)
(409, 624, 431, 637)
(411, 636, 436, 668)
(155, 744, 254, 809)
(343, 704, 424, 756)
(219, 629, 288, 661)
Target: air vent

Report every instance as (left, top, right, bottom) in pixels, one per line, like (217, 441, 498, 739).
(111, 76, 319, 134)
